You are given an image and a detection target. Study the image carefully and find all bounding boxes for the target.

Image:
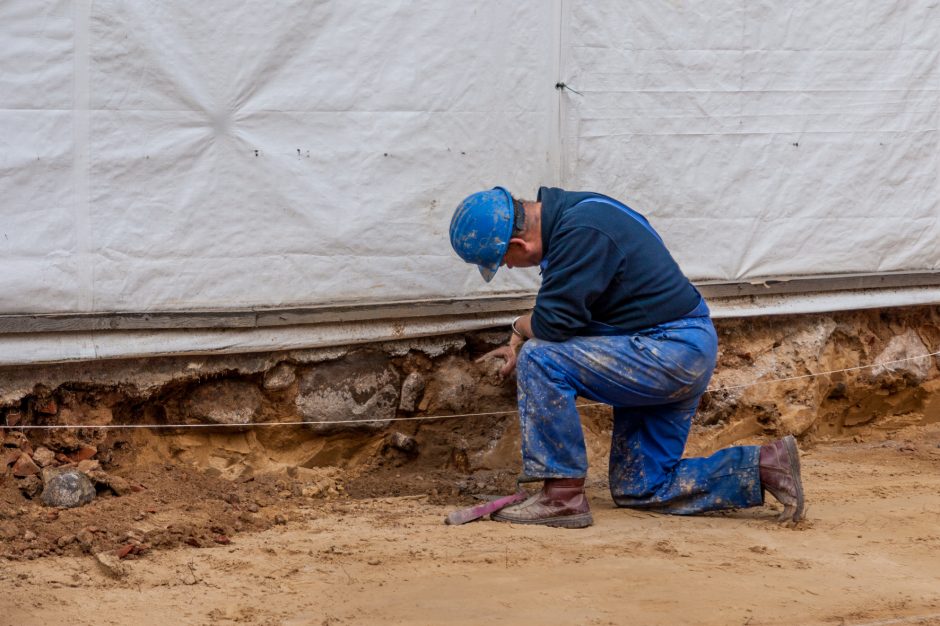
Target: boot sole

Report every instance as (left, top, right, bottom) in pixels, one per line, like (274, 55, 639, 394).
(490, 511, 594, 529)
(783, 435, 806, 523)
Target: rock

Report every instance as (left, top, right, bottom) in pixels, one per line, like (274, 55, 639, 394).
(398, 372, 426, 412)
(295, 352, 401, 433)
(77, 459, 100, 474)
(108, 476, 133, 496)
(23, 530, 36, 541)
(3, 431, 28, 449)
(18, 475, 43, 499)
(41, 469, 96, 508)
(95, 551, 129, 579)
(274, 514, 287, 525)
(263, 363, 296, 391)
(426, 357, 476, 413)
(184, 380, 264, 427)
(12, 453, 40, 477)
(56, 535, 76, 548)
(31, 446, 56, 468)
(872, 331, 931, 383)
(388, 431, 418, 455)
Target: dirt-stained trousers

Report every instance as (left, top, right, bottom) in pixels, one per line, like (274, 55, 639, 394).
(516, 301, 764, 514)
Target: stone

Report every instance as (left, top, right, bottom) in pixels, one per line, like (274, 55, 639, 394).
(872, 331, 931, 383)
(426, 357, 476, 413)
(23, 530, 36, 541)
(18, 475, 43, 499)
(263, 363, 296, 391)
(388, 431, 418, 455)
(185, 380, 264, 427)
(41, 469, 96, 508)
(31, 446, 56, 468)
(77, 459, 100, 474)
(95, 551, 128, 579)
(295, 352, 401, 433)
(12, 453, 40, 477)
(104, 475, 132, 496)
(398, 371, 426, 412)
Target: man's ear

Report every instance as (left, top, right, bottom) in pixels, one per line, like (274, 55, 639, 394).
(509, 237, 532, 254)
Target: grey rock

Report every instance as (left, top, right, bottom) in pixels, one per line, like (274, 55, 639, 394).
(263, 363, 297, 391)
(427, 358, 476, 413)
(184, 380, 263, 427)
(295, 352, 401, 433)
(398, 372, 426, 412)
(389, 431, 418, 455)
(871, 331, 931, 383)
(41, 469, 96, 508)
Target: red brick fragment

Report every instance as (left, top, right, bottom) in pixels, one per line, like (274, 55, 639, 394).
(12, 453, 40, 477)
(213, 535, 231, 545)
(116, 544, 135, 559)
(35, 399, 57, 415)
(70, 445, 97, 462)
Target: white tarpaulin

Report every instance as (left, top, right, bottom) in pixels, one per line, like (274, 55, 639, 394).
(562, 1, 940, 281)
(1, 0, 938, 321)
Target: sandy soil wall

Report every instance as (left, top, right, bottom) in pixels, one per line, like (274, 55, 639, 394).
(1, 306, 938, 480)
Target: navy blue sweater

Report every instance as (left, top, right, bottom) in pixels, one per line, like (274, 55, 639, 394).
(530, 187, 702, 342)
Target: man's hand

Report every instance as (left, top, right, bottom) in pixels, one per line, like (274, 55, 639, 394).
(476, 332, 526, 379)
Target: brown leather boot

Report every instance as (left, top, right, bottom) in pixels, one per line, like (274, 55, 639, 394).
(491, 478, 593, 528)
(760, 435, 806, 523)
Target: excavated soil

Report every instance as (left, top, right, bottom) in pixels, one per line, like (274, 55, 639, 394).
(3, 421, 940, 625)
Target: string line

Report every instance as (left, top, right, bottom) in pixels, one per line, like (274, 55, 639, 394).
(1, 350, 936, 431)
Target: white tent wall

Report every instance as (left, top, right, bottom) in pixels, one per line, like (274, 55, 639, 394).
(0, 1, 554, 316)
(0, 1, 938, 365)
(562, 1, 940, 281)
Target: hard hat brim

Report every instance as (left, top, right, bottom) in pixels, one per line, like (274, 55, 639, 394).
(478, 264, 498, 282)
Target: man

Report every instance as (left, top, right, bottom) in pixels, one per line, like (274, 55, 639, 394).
(448, 186, 805, 529)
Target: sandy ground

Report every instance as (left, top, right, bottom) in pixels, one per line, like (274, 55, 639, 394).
(2, 423, 940, 626)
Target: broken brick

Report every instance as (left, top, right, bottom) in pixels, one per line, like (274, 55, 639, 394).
(12, 453, 40, 477)
(213, 535, 231, 545)
(116, 544, 135, 559)
(70, 445, 97, 462)
(35, 398, 58, 415)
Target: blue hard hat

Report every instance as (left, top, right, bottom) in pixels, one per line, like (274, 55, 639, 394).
(449, 187, 514, 282)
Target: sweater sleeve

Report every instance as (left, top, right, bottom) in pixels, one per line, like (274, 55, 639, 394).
(530, 225, 625, 342)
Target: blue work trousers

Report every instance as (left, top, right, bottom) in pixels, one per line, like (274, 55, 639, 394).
(516, 310, 763, 514)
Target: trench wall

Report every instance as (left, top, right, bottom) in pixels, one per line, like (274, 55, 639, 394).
(1, 306, 939, 477)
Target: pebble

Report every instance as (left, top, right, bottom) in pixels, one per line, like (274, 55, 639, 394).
(246, 503, 260, 513)
(23, 530, 36, 541)
(274, 514, 287, 525)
